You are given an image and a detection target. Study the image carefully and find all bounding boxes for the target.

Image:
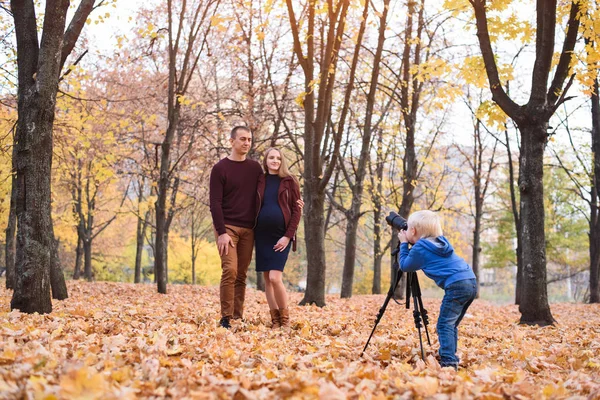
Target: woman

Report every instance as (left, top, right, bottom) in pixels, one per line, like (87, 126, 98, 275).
(255, 147, 302, 328)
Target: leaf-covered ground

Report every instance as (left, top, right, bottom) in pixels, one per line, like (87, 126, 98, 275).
(1, 281, 599, 399)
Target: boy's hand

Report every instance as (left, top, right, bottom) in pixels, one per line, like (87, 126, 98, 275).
(398, 230, 408, 243)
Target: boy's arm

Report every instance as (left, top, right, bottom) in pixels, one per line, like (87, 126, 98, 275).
(398, 242, 425, 272)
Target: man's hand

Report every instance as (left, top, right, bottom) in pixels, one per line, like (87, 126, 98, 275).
(217, 233, 234, 256)
(296, 199, 305, 210)
(398, 231, 408, 244)
(274, 236, 290, 252)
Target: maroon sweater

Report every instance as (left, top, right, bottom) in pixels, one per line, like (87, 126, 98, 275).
(210, 157, 263, 235)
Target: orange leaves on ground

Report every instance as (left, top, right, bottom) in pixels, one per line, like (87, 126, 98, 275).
(1, 281, 600, 399)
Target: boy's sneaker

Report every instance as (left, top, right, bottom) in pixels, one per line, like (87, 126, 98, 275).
(440, 363, 458, 371)
(219, 317, 231, 329)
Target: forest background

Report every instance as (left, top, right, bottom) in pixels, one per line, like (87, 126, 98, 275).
(0, 0, 598, 306)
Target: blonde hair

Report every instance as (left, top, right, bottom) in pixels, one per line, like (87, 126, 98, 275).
(262, 147, 298, 183)
(408, 210, 443, 238)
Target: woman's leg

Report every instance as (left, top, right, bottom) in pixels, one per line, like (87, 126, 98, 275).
(268, 270, 288, 309)
(263, 271, 278, 310)
(269, 270, 290, 327)
(264, 271, 280, 328)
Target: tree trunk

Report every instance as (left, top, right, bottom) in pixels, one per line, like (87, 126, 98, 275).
(589, 76, 600, 303)
(505, 128, 523, 304)
(299, 185, 326, 306)
(340, 213, 359, 297)
(73, 236, 83, 279)
(50, 236, 68, 300)
(83, 238, 93, 281)
(164, 228, 169, 284)
(472, 215, 481, 297)
(371, 132, 385, 295)
(516, 125, 554, 325)
(191, 253, 196, 285)
(10, 0, 71, 315)
(155, 130, 175, 294)
(390, 230, 403, 296)
(190, 208, 198, 285)
(256, 272, 265, 292)
(134, 210, 149, 283)
(4, 167, 16, 290)
(471, 122, 484, 298)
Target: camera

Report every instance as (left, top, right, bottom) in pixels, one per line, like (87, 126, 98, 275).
(386, 211, 407, 231)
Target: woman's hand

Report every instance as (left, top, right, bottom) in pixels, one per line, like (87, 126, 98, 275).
(274, 236, 291, 252)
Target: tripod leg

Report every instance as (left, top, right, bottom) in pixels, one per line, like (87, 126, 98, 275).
(412, 295, 425, 360)
(413, 274, 432, 346)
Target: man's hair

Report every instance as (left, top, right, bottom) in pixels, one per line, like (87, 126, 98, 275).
(230, 125, 251, 139)
(408, 210, 443, 238)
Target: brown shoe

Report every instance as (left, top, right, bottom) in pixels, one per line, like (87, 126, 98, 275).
(269, 309, 281, 329)
(279, 307, 289, 328)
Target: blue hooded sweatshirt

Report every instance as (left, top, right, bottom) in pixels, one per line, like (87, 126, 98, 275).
(398, 236, 476, 289)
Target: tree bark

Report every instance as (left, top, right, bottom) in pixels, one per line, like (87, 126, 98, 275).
(4, 163, 16, 290)
(516, 124, 554, 325)
(83, 239, 92, 281)
(589, 76, 600, 303)
(10, 0, 71, 314)
(472, 219, 481, 296)
(300, 186, 327, 306)
(371, 133, 385, 295)
(73, 236, 83, 280)
(469, 119, 496, 298)
(504, 128, 523, 305)
(135, 210, 150, 283)
(50, 237, 68, 300)
(256, 272, 265, 292)
(471, 125, 483, 294)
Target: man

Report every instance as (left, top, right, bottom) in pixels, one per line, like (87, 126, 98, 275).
(210, 126, 264, 329)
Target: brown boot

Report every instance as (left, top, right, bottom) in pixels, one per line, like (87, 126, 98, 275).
(269, 309, 281, 329)
(279, 307, 290, 328)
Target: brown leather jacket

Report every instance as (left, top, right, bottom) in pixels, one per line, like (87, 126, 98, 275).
(256, 174, 302, 250)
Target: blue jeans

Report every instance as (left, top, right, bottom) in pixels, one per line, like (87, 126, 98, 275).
(437, 278, 477, 368)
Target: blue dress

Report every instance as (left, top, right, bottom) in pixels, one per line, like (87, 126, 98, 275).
(255, 174, 291, 272)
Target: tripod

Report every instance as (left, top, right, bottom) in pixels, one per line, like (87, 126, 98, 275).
(361, 244, 431, 359)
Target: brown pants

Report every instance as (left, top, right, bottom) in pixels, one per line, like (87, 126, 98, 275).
(217, 225, 254, 319)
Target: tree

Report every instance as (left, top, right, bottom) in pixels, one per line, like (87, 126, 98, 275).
(579, 1, 600, 302)
(4, 135, 16, 289)
(338, 0, 390, 299)
(369, 128, 392, 294)
(10, 0, 100, 313)
(469, 0, 580, 325)
(284, 0, 351, 306)
(155, 0, 220, 294)
(589, 74, 600, 303)
(383, 0, 452, 298)
(454, 93, 499, 297)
